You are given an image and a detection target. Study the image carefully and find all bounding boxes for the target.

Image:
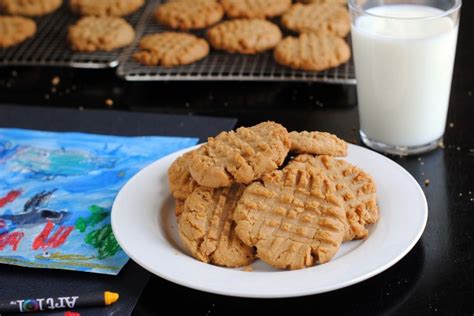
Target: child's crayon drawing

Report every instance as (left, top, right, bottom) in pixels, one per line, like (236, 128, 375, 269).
(0, 128, 198, 275)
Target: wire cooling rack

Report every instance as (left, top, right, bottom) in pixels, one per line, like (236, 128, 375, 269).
(117, 0, 356, 83)
(0, 3, 144, 68)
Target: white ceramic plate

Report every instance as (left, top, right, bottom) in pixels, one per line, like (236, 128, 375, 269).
(112, 144, 427, 298)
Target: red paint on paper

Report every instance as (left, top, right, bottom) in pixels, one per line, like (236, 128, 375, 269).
(0, 190, 22, 208)
(32, 221, 74, 250)
(0, 231, 24, 251)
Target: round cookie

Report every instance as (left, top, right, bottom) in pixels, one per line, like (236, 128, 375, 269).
(234, 166, 346, 269)
(154, 0, 224, 30)
(133, 32, 209, 67)
(179, 185, 256, 267)
(70, 0, 144, 17)
(221, 0, 291, 19)
(287, 154, 379, 241)
(289, 131, 348, 156)
(168, 150, 199, 201)
(0, 15, 36, 48)
(281, 3, 350, 37)
(207, 19, 282, 54)
(274, 33, 351, 71)
(299, 0, 347, 4)
(188, 121, 291, 188)
(168, 150, 199, 217)
(0, 0, 62, 16)
(68, 16, 135, 52)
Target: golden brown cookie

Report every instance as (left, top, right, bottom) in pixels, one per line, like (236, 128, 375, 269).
(179, 185, 256, 267)
(287, 154, 379, 241)
(221, 0, 291, 19)
(281, 3, 350, 37)
(0, 0, 62, 16)
(188, 121, 291, 188)
(0, 15, 36, 48)
(234, 166, 346, 269)
(207, 19, 282, 54)
(168, 151, 199, 201)
(274, 33, 351, 71)
(155, 0, 224, 30)
(289, 131, 348, 156)
(68, 16, 135, 52)
(70, 0, 144, 17)
(133, 32, 209, 66)
(299, 0, 347, 4)
(175, 199, 185, 217)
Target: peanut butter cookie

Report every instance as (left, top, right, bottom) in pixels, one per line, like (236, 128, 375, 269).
(221, 0, 291, 19)
(179, 185, 256, 267)
(274, 33, 351, 71)
(168, 150, 199, 216)
(155, 0, 224, 30)
(207, 19, 282, 54)
(70, 0, 144, 17)
(287, 154, 379, 241)
(289, 131, 348, 156)
(282, 3, 350, 37)
(0, 15, 36, 48)
(299, 0, 347, 5)
(234, 166, 346, 269)
(133, 32, 209, 66)
(188, 121, 291, 188)
(0, 0, 62, 16)
(68, 16, 135, 52)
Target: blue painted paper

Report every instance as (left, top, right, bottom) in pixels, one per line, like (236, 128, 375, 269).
(0, 128, 198, 275)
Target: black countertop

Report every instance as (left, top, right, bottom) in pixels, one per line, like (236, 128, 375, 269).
(0, 1, 473, 315)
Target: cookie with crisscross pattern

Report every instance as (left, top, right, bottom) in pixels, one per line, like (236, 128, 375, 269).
(133, 32, 209, 66)
(0, 0, 62, 16)
(282, 3, 350, 37)
(0, 15, 36, 48)
(155, 0, 224, 30)
(221, 0, 291, 19)
(274, 33, 350, 71)
(188, 121, 290, 188)
(234, 166, 346, 269)
(287, 154, 379, 241)
(179, 184, 256, 267)
(289, 131, 348, 156)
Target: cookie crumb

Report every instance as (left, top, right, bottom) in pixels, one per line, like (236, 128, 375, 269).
(105, 98, 114, 107)
(51, 76, 60, 86)
(242, 265, 253, 272)
(424, 179, 430, 187)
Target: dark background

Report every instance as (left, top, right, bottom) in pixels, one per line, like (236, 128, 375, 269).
(0, 1, 473, 315)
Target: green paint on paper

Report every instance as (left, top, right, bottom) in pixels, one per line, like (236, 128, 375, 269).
(75, 204, 108, 232)
(85, 224, 120, 259)
(35, 252, 95, 261)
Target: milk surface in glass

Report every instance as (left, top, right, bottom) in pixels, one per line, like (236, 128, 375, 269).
(352, 5, 459, 147)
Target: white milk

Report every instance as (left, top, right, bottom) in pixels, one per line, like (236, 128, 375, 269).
(352, 5, 459, 147)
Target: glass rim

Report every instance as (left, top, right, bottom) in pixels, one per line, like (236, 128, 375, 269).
(348, 0, 462, 21)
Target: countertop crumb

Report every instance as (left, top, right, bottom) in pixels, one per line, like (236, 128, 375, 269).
(424, 179, 430, 187)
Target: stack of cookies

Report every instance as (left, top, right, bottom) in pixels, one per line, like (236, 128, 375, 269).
(134, 0, 352, 71)
(168, 122, 379, 270)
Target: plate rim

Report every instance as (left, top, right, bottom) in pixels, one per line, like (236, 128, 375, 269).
(112, 144, 428, 298)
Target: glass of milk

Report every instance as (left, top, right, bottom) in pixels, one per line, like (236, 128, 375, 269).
(349, 0, 461, 155)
